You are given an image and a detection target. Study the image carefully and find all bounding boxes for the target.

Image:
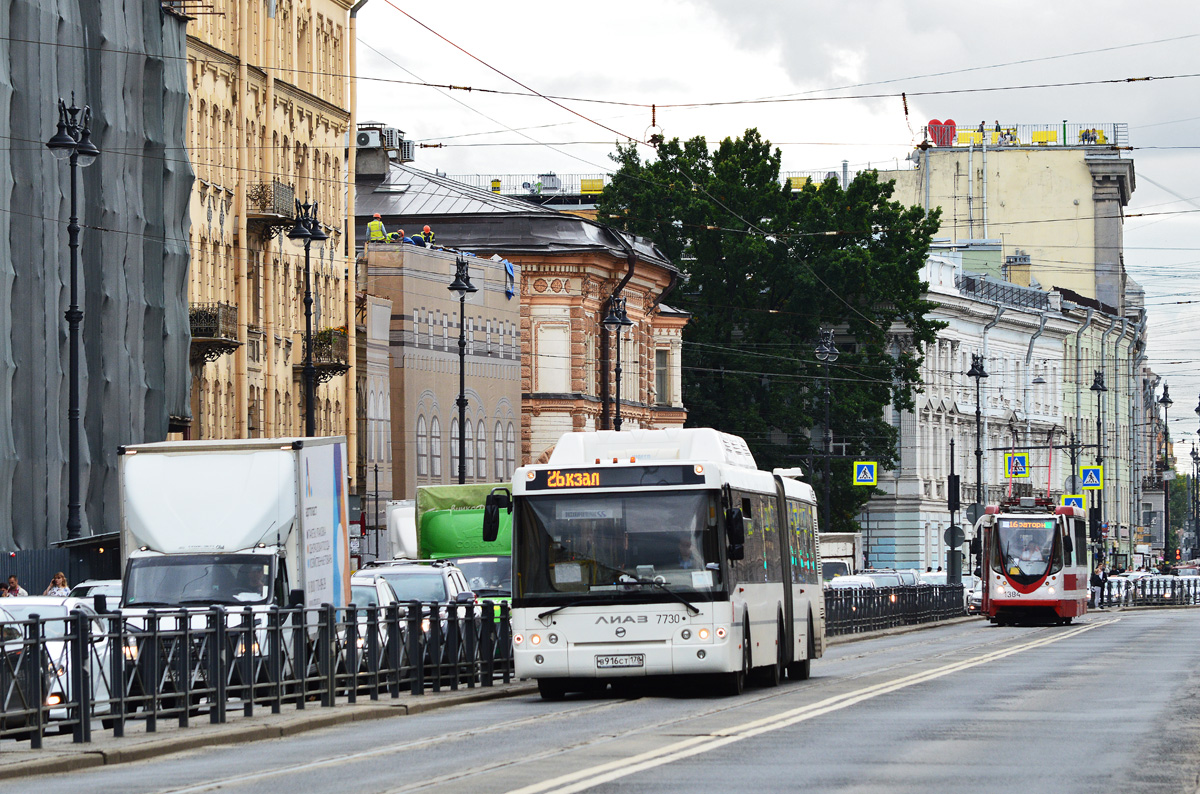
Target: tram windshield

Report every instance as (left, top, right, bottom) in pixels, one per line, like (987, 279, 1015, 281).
(991, 517, 1063, 584)
(514, 490, 724, 603)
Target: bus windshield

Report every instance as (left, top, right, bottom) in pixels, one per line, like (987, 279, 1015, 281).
(515, 490, 723, 602)
(991, 517, 1062, 584)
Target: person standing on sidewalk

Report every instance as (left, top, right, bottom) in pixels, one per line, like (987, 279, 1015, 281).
(1090, 566, 1104, 609)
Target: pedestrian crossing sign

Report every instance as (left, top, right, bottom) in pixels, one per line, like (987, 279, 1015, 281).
(1061, 494, 1086, 510)
(1080, 465, 1104, 490)
(853, 461, 878, 486)
(1004, 453, 1029, 478)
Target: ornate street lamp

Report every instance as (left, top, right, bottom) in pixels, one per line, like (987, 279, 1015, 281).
(46, 94, 100, 540)
(1160, 383, 1173, 563)
(966, 354, 989, 513)
(448, 256, 477, 483)
(603, 295, 634, 431)
(288, 197, 327, 437)
(814, 328, 839, 533)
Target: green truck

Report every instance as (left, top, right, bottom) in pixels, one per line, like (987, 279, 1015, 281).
(415, 483, 513, 604)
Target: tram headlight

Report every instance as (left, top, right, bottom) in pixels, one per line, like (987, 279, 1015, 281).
(1047, 586, 1056, 595)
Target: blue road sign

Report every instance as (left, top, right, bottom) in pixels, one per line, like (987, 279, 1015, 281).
(1081, 466, 1104, 490)
(1061, 494, 1085, 510)
(853, 461, 878, 486)
(1005, 453, 1029, 478)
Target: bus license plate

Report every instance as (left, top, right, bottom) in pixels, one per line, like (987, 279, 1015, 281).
(596, 654, 644, 669)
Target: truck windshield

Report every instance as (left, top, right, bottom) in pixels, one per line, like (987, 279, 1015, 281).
(454, 557, 511, 597)
(991, 518, 1062, 584)
(124, 554, 274, 607)
(515, 490, 723, 603)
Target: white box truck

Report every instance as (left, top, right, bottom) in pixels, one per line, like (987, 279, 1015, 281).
(820, 532, 863, 581)
(118, 437, 352, 614)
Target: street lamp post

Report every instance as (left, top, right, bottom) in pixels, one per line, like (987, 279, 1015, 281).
(1091, 370, 1108, 556)
(287, 197, 328, 437)
(967, 354, 989, 514)
(1191, 443, 1198, 561)
(814, 329, 839, 533)
(603, 295, 634, 431)
(1159, 383, 1173, 564)
(448, 256, 477, 484)
(46, 94, 100, 540)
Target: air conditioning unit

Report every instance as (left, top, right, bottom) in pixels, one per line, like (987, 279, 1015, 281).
(356, 129, 381, 149)
(397, 139, 416, 163)
(380, 127, 404, 150)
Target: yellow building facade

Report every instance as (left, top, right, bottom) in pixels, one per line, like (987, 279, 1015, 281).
(185, 0, 356, 460)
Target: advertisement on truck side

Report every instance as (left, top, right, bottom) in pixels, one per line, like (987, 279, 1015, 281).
(299, 441, 351, 610)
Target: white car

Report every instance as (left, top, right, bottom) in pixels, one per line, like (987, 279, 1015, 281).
(0, 597, 113, 726)
(825, 575, 878, 590)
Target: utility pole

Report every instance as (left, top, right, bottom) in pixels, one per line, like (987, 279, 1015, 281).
(947, 438, 962, 583)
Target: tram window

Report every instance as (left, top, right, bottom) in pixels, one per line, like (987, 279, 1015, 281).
(1074, 519, 1087, 566)
(1061, 522, 1073, 567)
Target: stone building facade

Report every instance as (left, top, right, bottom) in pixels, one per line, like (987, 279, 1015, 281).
(185, 0, 355, 455)
(363, 245, 521, 499)
(354, 151, 688, 470)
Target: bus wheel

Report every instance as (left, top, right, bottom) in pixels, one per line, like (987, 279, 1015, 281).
(754, 623, 783, 687)
(787, 616, 813, 681)
(720, 627, 750, 696)
(538, 678, 568, 701)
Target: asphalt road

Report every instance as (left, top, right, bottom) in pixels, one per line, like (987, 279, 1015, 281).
(34, 610, 1200, 794)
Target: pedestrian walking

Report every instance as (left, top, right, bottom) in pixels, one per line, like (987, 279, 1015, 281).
(43, 572, 69, 597)
(1090, 565, 1104, 609)
(4, 574, 28, 597)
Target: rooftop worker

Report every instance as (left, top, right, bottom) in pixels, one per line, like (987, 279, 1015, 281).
(420, 224, 435, 245)
(367, 212, 387, 242)
(387, 228, 406, 243)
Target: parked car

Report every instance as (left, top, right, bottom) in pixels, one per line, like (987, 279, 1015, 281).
(967, 580, 983, 614)
(68, 579, 123, 602)
(859, 570, 903, 588)
(917, 572, 978, 610)
(0, 597, 113, 727)
(896, 569, 921, 587)
(357, 559, 477, 631)
(0, 604, 51, 735)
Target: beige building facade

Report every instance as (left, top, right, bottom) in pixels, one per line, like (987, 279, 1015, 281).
(184, 0, 357, 464)
(878, 136, 1134, 311)
(365, 245, 522, 499)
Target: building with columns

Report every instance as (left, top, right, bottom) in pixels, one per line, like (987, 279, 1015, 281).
(184, 0, 358, 463)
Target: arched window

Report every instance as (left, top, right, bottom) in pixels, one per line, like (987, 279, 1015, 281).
(416, 415, 428, 476)
(506, 422, 516, 473)
(450, 418, 459, 479)
(464, 420, 474, 479)
(494, 422, 505, 479)
(476, 420, 487, 481)
(430, 417, 442, 477)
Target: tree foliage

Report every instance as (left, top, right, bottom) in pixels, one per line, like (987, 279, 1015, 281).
(597, 130, 943, 530)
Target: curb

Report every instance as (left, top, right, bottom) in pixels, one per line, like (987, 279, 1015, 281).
(827, 615, 982, 646)
(1, 682, 537, 779)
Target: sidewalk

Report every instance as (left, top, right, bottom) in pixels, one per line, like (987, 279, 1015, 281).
(0, 680, 538, 779)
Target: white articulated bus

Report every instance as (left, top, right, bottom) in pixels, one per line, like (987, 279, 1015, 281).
(482, 428, 825, 699)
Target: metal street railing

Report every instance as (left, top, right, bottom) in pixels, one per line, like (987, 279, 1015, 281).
(825, 585, 965, 635)
(0, 600, 512, 747)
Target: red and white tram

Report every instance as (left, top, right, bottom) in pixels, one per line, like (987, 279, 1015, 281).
(978, 497, 1089, 625)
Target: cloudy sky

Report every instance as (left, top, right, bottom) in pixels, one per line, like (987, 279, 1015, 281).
(357, 1, 1200, 458)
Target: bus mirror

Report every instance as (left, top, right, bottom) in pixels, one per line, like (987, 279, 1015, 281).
(725, 508, 745, 546)
(483, 487, 512, 543)
(728, 543, 745, 561)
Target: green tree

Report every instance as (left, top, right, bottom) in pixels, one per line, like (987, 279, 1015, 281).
(597, 131, 943, 530)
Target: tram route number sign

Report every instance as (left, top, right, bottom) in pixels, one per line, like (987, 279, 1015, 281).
(1080, 466, 1104, 490)
(1004, 453, 1029, 478)
(853, 461, 878, 486)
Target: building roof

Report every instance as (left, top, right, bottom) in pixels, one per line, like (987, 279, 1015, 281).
(356, 161, 675, 271)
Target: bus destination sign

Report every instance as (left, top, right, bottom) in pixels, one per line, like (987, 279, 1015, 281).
(527, 465, 705, 491)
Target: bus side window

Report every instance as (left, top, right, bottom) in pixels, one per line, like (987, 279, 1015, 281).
(760, 494, 781, 584)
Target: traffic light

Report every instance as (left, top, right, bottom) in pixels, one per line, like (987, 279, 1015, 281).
(1176, 548, 1182, 561)
(947, 474, 960, 512)
(1088, 506, 1101, 541)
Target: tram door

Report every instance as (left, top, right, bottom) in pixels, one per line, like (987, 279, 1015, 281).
(979, 515, 993, 615)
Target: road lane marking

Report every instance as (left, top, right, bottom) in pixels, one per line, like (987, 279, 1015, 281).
(506, 620, 1116, 794)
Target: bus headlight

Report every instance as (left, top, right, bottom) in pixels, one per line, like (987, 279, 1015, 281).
(715, 627, 726, 639)
(123, 639, 139, 661)
(698, 628, 710, 640)
(681, 629, 691, 640)
(531, 634, 542, 645)
(548, 633, 558, 645)
(514, 634, 524, 645)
